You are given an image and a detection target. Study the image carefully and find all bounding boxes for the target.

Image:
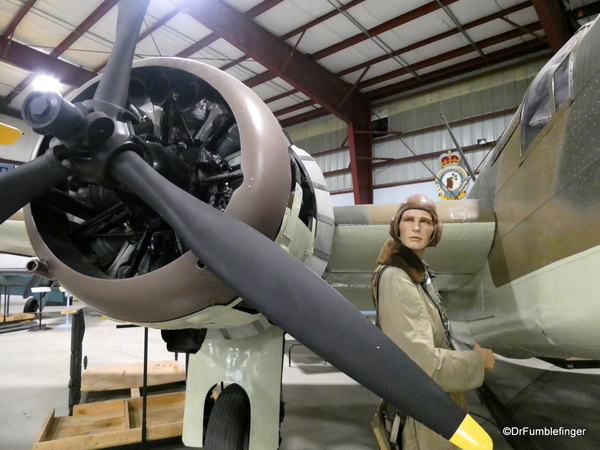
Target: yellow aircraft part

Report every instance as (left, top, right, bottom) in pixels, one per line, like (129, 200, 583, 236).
(449, 414, 493, 450)
(0, 123, 22, 145)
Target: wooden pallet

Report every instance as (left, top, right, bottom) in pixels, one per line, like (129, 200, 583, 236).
(32, 392, 185, 450)
(81, 360, 186, 395)
(1, 313, 37, 323)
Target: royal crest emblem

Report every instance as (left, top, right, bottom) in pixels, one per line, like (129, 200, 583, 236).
(435, 151, 469, 200)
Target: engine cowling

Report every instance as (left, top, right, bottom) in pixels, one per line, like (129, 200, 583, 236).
(24, 58, 333, 329)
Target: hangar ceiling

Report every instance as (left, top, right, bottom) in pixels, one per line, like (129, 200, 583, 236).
(2, 0, 597, 123)
(0, 0, 598, 202)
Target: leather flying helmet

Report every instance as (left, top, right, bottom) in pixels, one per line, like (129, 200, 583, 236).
(389, 193, 443, 247)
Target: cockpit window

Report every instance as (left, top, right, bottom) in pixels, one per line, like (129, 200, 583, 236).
(553, 56, 570, 111)
(520, 24, 588, 154)
(521, 67, 553, 152)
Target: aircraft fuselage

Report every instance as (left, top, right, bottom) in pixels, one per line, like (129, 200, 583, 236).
(447, 18, 600, 359)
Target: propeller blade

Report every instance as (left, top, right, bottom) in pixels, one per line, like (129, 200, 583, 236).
(93, 0, 150, 107)
(0, 151, 67, 224)
(11, 0, 149, 227)
(109, 150, 492, 450)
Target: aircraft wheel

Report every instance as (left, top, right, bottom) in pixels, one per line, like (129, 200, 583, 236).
(204, 383, 250, 450)
(23, 297, 39, 313)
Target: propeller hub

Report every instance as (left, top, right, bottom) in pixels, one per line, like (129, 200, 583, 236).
(86, 112, 115, 145)
(22, 91, 87, 142)
(28, 96, 52, 118)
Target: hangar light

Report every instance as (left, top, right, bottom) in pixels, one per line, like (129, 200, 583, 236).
(32, 75, 60, 92)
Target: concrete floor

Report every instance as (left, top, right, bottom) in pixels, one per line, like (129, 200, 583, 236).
(0, 302, 598, 450)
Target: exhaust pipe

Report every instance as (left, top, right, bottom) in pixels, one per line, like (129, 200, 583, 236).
(26, 259, 55, 280)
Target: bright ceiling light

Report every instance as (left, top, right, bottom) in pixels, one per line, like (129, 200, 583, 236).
(32, 75, 60, 92)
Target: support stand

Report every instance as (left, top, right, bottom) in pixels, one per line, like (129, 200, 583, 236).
(142, 327, 149, 445)
(68, 309, 85, 415)
(183, 325, 284, 449)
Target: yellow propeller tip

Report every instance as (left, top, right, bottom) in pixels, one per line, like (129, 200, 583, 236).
(449, 414, 493, 450)
(0, 123, 23, 145)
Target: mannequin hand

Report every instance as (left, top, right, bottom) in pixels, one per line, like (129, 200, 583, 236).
(473, 343, 495, 370)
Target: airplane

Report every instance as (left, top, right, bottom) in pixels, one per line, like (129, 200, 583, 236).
(2, 0, 600, 448)
(0, 1, 492, 449)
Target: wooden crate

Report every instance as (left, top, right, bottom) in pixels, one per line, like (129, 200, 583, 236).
(32, 392, 185, 450)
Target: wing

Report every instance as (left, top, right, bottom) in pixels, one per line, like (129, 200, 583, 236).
(325, 200, 496, 310)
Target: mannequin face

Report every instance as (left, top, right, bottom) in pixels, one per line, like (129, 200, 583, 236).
(399, 209, 434, 256)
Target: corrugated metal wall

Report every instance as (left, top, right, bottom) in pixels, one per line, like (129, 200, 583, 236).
(285, 58, 547, 195)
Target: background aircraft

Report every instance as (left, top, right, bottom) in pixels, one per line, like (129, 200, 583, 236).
(0, 0, 491, 449)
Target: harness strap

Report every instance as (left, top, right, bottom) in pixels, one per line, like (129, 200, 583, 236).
(371, 264, 389, 329)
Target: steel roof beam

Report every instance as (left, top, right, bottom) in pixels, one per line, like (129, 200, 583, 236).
(275, 21, 542, 119)
(530, 0, 574, 53)
(2, 0, 118, 107)
(312, 0, 460, 61)
(185, 0, 374, 203)
(338, 1, 531, 78)
(368, 39, 548, 100)
(177, 0, 284, 58)
(1, 0, 37, 39)
(266, 2, 531, 113)
(0, 37, 96, 91)
(281, 40, 548, 127)
(360, 22, 543, 90)
(219, 0, 367, 72)
(185, 0, 371, 125)
(243, 0, 460, 88)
